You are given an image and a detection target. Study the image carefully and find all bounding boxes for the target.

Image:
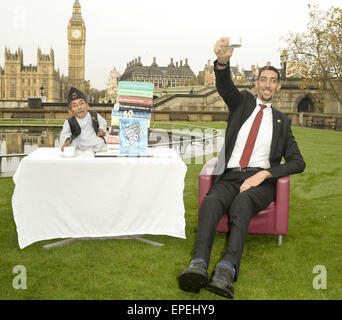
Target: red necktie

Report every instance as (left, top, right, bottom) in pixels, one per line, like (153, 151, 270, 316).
(239, 104, 267, 169)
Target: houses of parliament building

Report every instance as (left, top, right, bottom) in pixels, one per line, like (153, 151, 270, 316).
(120, 57, 195, 88)
(0, 0, 198, 104)
(0, 0, 89, 103)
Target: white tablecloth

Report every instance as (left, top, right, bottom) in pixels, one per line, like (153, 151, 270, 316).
(12, 148, 187, 249)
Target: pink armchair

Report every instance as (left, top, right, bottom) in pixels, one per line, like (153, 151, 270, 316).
(198, 158, 290, 245)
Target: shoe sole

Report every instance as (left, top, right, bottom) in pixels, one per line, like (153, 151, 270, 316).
(206, 281, 234, 299)
(178, 271, 208, 293)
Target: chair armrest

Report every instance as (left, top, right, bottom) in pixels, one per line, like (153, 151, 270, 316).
(198, 158, 218, 211)
(274, 175, 290, 234)
(199, 157, 218, 176)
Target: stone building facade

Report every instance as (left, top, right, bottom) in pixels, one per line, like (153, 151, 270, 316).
(0, 0, 89, 103)
(0, 47, 61, 102)
(66, 0, 89, 97)
(120, 57, 195, 89)
(105, 67, 121, 102)
(152, 78, 341, 115)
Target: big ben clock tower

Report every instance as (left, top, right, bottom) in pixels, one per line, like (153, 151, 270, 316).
(67, 0, 86, 93)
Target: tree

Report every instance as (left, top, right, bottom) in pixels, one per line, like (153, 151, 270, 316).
(185, 77, 199, 86)
(281, 5, 342, 111)
(197, 71, 205, 85)
(88, 88, 107, 103)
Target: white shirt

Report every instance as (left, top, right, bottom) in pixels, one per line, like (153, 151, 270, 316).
(227, 98, 273, 169)
(60, 112, 107, 152)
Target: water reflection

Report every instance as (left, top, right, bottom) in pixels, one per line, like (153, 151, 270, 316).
(0, 126, 221, 175)
(0, 128, 62, 174)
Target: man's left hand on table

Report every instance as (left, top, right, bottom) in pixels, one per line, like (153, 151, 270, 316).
(97, 129, 106, 137)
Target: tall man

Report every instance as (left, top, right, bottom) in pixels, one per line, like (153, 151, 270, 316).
(178, 37, 306, 299)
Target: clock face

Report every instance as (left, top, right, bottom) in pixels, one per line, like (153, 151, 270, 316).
(72, 29, 81, 39)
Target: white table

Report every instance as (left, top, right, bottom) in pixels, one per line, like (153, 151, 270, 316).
(12, 148, 187, 249)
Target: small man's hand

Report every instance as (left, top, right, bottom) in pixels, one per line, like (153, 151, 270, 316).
(97, 129, 106, 137)
(214, 37, 234, 65)
(61, 138, 71, 152)
(240, 170, 273, 193)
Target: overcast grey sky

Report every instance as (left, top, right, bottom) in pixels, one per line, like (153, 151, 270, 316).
(0, 0, 341, 89)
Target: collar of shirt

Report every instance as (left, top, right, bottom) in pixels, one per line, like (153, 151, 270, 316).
(256, 98, 272, 109)
(75, 112, 90, 127)
(227, 98, 273, 169)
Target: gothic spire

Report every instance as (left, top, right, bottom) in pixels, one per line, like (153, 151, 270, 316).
(70, 0, 82, 21)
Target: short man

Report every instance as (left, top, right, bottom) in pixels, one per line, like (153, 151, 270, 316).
(178, 37, 306, 299)
(60, 87, 107, 152)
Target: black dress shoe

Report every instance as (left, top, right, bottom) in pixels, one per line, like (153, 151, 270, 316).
(206, 267, 234, 299)
(178, 262, 208, 293)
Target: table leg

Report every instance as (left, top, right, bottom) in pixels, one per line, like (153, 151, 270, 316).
(43, 235, 164, 249)
(133, 236, 164, 247)
(43, 238, 78, 249)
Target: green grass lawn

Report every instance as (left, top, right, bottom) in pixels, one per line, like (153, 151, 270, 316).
(0, 124, 341, 300)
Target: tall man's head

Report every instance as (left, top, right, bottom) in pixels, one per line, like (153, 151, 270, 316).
(67, 87, 89, 119)
(255, 66, 281, 104)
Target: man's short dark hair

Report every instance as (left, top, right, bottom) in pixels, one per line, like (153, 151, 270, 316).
(257, 66, 280, 82)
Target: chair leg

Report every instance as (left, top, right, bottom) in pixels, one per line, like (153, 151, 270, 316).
(278, 235, 283, 246)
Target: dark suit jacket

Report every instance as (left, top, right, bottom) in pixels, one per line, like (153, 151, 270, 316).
(213, 60, 306, 184)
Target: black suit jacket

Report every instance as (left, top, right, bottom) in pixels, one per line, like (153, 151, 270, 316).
(213, 60, 306, 183)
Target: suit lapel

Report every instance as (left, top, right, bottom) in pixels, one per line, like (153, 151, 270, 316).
(241, 95, 257, 124)
(270, 107, 281, 158)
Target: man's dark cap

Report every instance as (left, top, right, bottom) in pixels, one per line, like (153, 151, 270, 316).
(68, 87, 87, 105)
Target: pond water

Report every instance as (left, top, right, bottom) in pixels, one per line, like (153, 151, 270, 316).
(0, 128, 63, 174)
(0, 126, 221, 175)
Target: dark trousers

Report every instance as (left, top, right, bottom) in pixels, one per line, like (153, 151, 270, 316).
(193, 169, 276, 281)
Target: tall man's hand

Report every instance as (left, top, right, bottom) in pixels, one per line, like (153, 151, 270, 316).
(240, 170, 273, 193)
(214, 37, 234, 66)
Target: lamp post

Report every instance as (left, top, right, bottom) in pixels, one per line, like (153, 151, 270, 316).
(39, 86, 46, 102)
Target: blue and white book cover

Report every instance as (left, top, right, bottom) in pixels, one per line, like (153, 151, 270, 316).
(119, 118, 148, 156)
